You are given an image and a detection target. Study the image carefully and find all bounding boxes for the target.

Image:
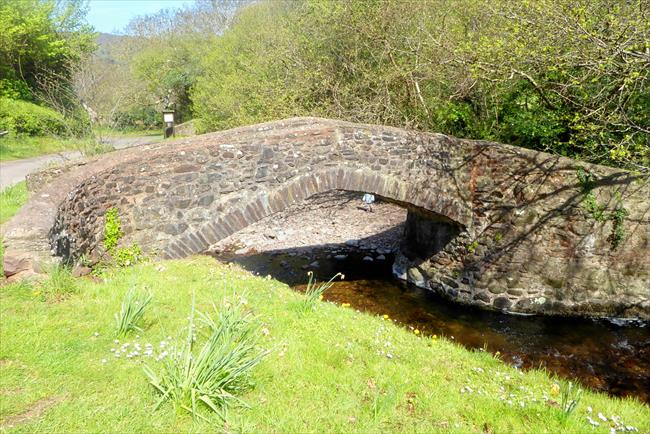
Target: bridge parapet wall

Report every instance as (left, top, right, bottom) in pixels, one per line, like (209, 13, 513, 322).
(2, 117, 648, 319)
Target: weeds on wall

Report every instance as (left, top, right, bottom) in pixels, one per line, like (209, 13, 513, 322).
(102, 207, 144, 267)
(575, 168, 629, 249)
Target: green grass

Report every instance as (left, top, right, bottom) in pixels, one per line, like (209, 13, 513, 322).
(0, 135, 88, 161)
(0, 182, 29, 276)
(114, 287, 152, 337)
(0, 128, 162, 162)
(1, 257, 648, 433)
(94, 127, 162, 138)
(0, 182, 27, 225)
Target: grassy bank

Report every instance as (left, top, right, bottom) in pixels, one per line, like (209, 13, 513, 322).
(0, 129, 162, 162)
(0, 182, 28, 276)
(0, 182, 27, 225)
(1, 257, 648, 433)
(0, 136, 87, 161)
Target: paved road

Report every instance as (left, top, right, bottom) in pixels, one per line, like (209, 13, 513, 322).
(0, 135, 160, 191)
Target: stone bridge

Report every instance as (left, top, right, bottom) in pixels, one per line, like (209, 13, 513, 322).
(2, 118, 649, 319)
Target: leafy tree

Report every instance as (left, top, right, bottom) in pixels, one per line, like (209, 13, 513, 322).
(0, 0, 95, 100)
(190, 0, 648, 171)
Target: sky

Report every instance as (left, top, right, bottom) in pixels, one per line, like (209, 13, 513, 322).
(86, 0, 194, 34)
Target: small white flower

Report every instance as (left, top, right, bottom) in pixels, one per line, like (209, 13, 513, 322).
(587, 416, 599, 427)
(598, 412, 608, 422)
(101, 359, 107, 364)
(587, 406, 593, 413)
(93, 332, 100, 337)
(114, 339, 119, 344)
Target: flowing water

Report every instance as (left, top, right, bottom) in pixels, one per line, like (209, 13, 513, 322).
(210, 247, 650, 404)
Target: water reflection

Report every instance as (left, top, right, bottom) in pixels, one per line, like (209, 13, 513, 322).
(209, 247, 650, 404)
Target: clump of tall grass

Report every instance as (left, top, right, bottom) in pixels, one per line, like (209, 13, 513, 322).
(559, 381, 583, 420)
(144, 295, 269, 421)
(300, 271, 344, 312)
(40, 264, 78, 299)
(114, 286, 152, 337)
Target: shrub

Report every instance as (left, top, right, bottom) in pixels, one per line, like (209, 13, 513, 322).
(0, 98, 67, 136)
(115, 286, 153, 337)
(114, 244, 143, 267)
(144, 296, 269, 421)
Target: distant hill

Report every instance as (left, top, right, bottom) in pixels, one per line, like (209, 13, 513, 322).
(94, 32, 130, 62)
(96, 32, 124, 46)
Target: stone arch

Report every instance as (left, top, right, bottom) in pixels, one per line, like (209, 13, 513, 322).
(162, 166, 470, 259)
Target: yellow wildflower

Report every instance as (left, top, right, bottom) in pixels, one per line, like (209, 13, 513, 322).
(550, 383, 560, 396)
(383, 314, 390, 320)
(414, 329, 420, 335)
(341, 302, 351, 308)
(432, 334, 438, 340)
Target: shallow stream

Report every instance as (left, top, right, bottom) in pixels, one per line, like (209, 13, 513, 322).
(211, 246, 650, 404)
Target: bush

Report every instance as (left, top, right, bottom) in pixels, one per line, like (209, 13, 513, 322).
(0, 79, 32, 100)
(111, 106, 163, 130)
(0, 97, 68, 136)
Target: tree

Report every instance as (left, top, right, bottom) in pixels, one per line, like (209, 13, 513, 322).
(0, 0, 95, 101)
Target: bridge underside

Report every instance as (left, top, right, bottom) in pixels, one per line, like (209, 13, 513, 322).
(2, 117, 648, 319)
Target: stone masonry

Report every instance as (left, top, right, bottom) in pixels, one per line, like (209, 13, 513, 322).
(2, 117, 649, 319)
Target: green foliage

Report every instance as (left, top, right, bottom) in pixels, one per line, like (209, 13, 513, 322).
(101, 207, 143, 267)
(610, 206, 628, 250)
(144, 295, 269, 421)
(114, 244, 143, 267)
(103, 207, 123, 252)
(576, 168, 606, 221)
(467, 240, 480, 253)
(0, 79, 32, 100)
(186, 0, 649, 171)
(575, 168, 630, 248)
(40, 264, 78, 300)
(559, 381, 583, 420)
(0, 181, 29, 276)
(1, 258, 649, 432)
(0, 0, 95, 101)
(111, 106, 162, 129)
(576, 167, 595, 192)
(300, 271, 344, 312)
(115, 286, 153, 337)
(583, 192, 606, 222)
(0, 98, 68, 136)
(0, 182, 28, 225)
